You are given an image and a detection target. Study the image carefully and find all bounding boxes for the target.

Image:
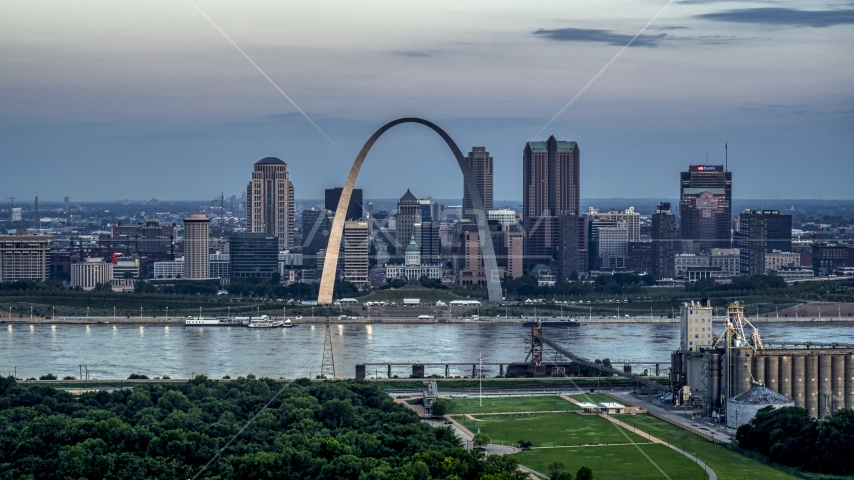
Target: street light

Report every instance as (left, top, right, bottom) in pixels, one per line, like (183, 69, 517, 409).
(139, 307, 143, 318)
(113, 306, 116, 320)
(86, 306, 89, 318)
(165, 306, 168, 319)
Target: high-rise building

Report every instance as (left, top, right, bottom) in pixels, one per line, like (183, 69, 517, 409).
(183, 214, 210, 279)
(414, 222, 442, 263)
(679, 165, 732, 251)
(247, 156, 295, 251)
(462, 147, 494, 221)
(0, 234, 51, 282)
(557, 213, 587, 278)
(70, 258, 113, 290)
(301, 209, 332, 268)
(734, 209, 793, 276)
(524, 216, 559, 272)
(651, 202, 677, 279)
(395, 189, 421, 255)
(342, 221, 369, 286)
(230, 233, 279, 281)
(523, 136, 580, 218)
(325, 187, 363, 221)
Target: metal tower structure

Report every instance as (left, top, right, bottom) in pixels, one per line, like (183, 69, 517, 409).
(320, 320, 336, 379)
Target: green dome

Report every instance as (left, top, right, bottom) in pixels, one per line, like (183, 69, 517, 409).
(406, 236, 419, 252)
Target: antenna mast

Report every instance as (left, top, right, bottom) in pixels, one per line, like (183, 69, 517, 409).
(725, 142, 728, 171)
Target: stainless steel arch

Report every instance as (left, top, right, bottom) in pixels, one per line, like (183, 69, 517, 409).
(317, 117, 502, 304)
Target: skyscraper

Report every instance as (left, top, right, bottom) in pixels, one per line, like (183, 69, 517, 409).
(735, 209, 793, 276)
(247, 156, 295, 251)
(325, 187, 363, 221)
(229, 233, 279, 281)
(183, 214, 210, 279)
(523, 136, 580, 218)
(343, 221, 369, 286)
(462, 147, 494, 221)
(679, 165, 732, 251)
(414, 222, 442, 263)
(651, 202, 677, 279)
(395, 189, 421, 255)
(301, 209, 332, 268)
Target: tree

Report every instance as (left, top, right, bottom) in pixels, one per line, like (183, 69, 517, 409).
(547, 461, 573, 480)
(430, 398, 448, 417)
(576, 466, 594, 480)
(518, 439, 532, 450)
(472, 433, 491, 449)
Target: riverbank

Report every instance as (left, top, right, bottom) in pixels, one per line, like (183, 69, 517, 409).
(4, 315, 853, 325)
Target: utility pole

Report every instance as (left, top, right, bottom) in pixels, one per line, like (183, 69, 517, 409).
(321, 318, 335, 379)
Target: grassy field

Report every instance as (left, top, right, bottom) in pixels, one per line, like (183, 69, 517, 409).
(618, 415, 797, 480)
(445, 395, 579, 414)
(378, 377, 661, 391)
(458, 412, 645, 447)
(514, 444, 708, 480)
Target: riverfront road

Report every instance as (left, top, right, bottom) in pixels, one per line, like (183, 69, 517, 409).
(5, 315, 852, 325)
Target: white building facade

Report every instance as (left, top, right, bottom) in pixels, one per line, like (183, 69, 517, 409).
(71, 258, 114, 290)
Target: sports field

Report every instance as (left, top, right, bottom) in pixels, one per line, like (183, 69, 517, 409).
(618, 415, 797, 480)
(459, 412, 644, 447)
(515, 444, 708, 480)
(568, 393, 620, 404)
(445, 395, 579, 415)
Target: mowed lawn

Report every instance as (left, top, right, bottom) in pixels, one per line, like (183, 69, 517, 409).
(618, 415, 797, 480)
(515, 444, 708, 480)
(460, 412, 645, 447)
(446, 396, 579, 415)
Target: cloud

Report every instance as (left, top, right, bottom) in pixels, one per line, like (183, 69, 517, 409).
(698, 7, 854, 27)
(533, 28, 667, 47)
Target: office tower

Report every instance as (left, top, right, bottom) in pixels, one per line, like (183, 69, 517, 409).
(34, 197, 39, 231)
(343, 221, 369, 286)
(523, 136, 580, 218)
(183, 214, 210, 279)
(63, 196, 69, 213)
(735, 209, 793, 276)
(247, 156, 295, 251)
(462, 147, 494, 221)
(301, 209, 332, 268)
(395, 189, 421, 254)
(679, 165, 732, 251)
(651, 202, 677, 279)
(0, 234, 51, 282)
(628, 241, 652, 274)
(325, 187, 363, 221)
(453, 221, 523, 283)
(524, 216, 559, 272)
(230, 233, 279, 281)
(419, 197, 444, 223)
(414, 222, 442, 263)
(70, 258, 113, 290)
(585, 207, 640, 241)
(557, 213, 587, 278)
(488, 208, 517, 226)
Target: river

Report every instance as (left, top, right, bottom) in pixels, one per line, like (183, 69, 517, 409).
(3, 322, 852, 380)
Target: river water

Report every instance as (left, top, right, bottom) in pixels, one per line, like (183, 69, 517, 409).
(3, 322, 852, 380)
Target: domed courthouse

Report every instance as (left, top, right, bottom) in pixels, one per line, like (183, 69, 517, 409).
(385, 236, 442, 281)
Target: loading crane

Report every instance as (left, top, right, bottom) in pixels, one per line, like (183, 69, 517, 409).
(535, 328, 669, 392)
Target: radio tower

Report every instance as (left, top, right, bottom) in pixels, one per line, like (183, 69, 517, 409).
(320, 319, 336, 379)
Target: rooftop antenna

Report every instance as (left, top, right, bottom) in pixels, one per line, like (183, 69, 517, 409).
(725, 142, 728, 171)
(220, 191, 225, 240)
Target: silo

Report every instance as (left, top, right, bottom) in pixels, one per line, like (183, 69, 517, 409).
(752, 356, 765, 387)
(805, 355, 819, 418)
(792, 355, 806, 408)
(765, 356, 779, 393)
(846, 354, 854, 409)
(818, 355, 832, 417)
(779, 356, 792, 399)
(738, 351, 752, 395)
(832, 355, 844, 414)
(710, 353, 722, 409)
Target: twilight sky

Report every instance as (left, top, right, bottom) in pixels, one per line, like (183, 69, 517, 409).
(1, 0, 852, 202)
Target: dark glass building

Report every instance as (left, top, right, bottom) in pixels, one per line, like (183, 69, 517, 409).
(229, 233, 279, 281)
(679, 165, 732, 251)
(325, 187, 363, 221)
(651, 202, 677, 279)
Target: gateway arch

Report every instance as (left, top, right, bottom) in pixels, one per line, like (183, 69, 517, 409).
(317, 117, 503, 304)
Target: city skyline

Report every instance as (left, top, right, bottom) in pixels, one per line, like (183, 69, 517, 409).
(1, 1, 852, 201)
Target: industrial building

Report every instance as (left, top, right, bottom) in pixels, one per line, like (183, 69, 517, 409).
(672, 301, 854, 420)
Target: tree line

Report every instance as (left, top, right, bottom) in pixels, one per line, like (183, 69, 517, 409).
(0, 375, 531, 479)
(736, 405, 854, 476)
